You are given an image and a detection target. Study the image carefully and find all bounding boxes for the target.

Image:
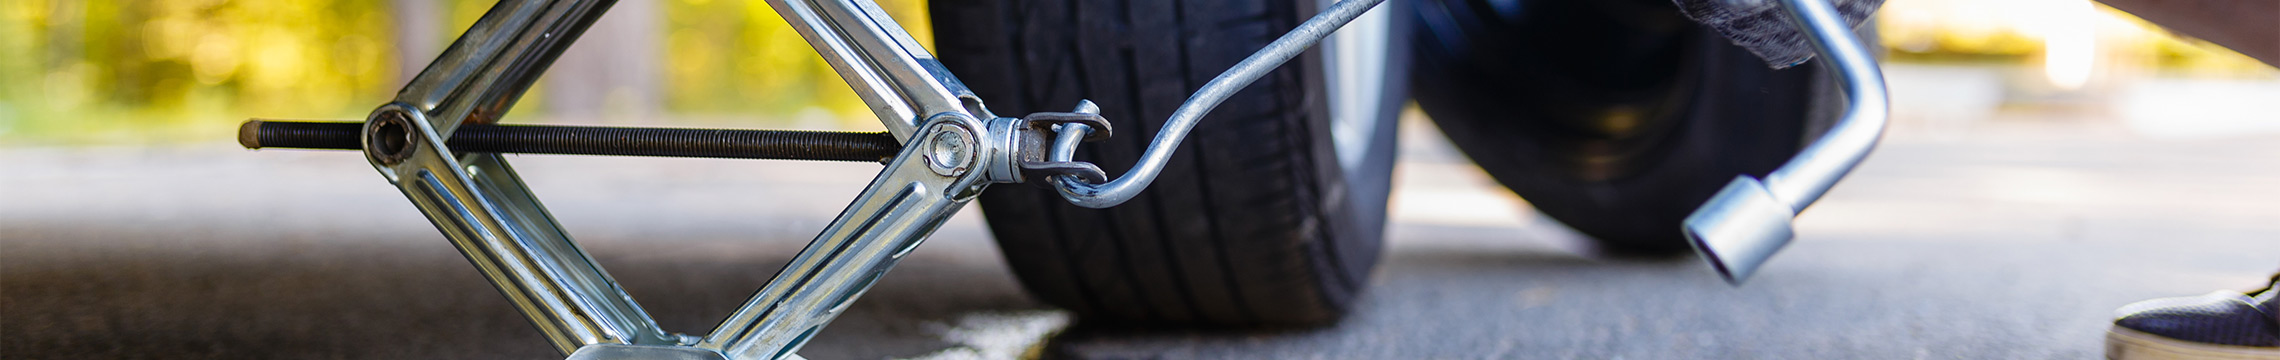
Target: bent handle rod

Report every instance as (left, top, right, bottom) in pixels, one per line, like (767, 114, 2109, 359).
(1761, 0, 1891, 212)
(239, 120, 901, 162)
(1674, 0, 1892, 285)
(1049, 0, 1386, 208)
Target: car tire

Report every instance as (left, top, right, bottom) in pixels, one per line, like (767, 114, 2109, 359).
(1406, 0, 1844, 256)
(931, 0, 1411, 327)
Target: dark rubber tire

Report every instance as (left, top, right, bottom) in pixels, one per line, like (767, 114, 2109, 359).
(931, 0, 1408, 327)
(1407, 0, 1840, 256)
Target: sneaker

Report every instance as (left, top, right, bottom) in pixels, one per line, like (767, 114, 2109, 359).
(2107, 273, 2280, 359)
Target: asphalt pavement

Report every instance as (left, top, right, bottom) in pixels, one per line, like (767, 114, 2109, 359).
(6, 104, 2278, 359)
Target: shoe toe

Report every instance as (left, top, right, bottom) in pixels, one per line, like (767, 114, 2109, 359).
(2113, 291, 2280, 347)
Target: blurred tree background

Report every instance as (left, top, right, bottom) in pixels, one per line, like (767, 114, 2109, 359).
(0, 0, 2265, 145)
(0, 0, 928, 145)
(1877, 0, 2276, 78)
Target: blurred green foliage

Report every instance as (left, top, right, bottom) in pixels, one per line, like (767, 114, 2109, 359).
(0, 0, 929, 145)
(664, 0, 931, 120)
(2, 0, 395, 144)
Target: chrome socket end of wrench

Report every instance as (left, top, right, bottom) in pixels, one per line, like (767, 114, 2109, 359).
(1682, 176, 1797, 285)
(1682, 0, 1890, 286)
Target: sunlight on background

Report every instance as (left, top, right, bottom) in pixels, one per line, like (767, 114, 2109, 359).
(0, 0, 396, 144)
(1879, 0, 2274, 81)
(0, 0, 929, 145)
(1876, 0, 2277, 141)
(0, 0, 2270, 146)
(2035, 0, 2096, 90)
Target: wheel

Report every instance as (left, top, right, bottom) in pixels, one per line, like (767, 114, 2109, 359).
(930, 0, 1411, 327)
(1406, 0, 1845, 256)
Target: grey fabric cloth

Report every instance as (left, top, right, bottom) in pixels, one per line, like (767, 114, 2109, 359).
(1671, 0, 1884, 69)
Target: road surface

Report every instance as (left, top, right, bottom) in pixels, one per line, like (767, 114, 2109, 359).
(6, 101, 2278, 358)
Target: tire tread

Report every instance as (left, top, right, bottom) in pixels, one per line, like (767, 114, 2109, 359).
(932, 0, 1374, 327)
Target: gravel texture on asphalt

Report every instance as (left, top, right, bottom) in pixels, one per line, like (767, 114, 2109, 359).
(5, 115, 2276, 359)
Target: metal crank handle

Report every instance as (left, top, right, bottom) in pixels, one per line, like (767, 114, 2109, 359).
(1681, 0, 1890, 285)
(1045, 0, 1387, 208)
(239, 120, 901, 162)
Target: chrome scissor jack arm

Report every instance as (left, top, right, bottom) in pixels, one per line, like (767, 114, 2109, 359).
(698, 114, 995, 359)
(265, 0, 1393, 357)
(359, 0, 679, 353)
(351, 0, 1044, 357)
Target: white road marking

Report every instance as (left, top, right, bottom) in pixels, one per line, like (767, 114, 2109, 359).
(907, 311, 1071, 360)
